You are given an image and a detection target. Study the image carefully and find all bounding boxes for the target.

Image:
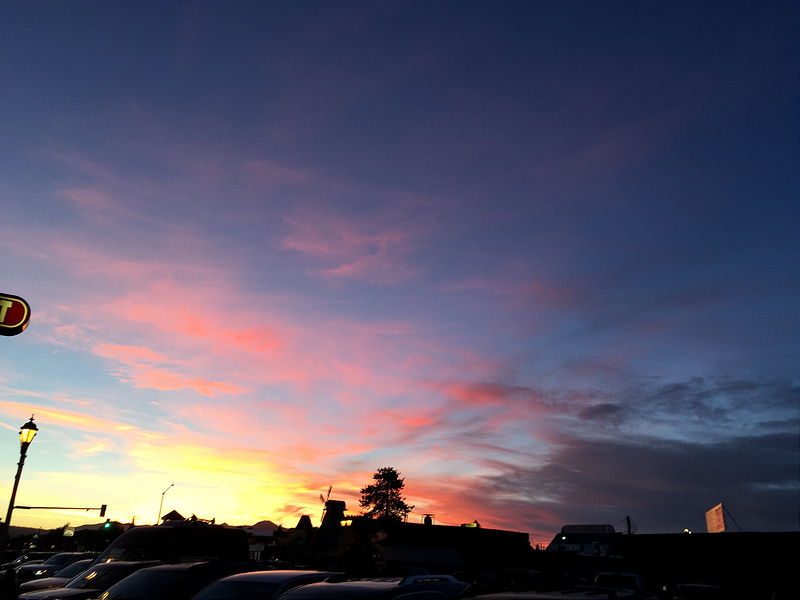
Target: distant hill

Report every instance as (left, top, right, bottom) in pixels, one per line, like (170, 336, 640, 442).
(6, 519, 281, 541)
(7, 525, 47, 538)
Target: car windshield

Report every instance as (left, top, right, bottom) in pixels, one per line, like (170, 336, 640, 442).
(194, 580, 279, 600)
(67, 565, 138, 590)
(54, 561, 93, 579)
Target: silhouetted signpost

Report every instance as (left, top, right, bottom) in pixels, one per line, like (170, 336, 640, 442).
(16, 504, 107, 517)
(0, 293, 31, 336)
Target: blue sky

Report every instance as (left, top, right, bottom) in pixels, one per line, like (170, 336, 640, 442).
(0, 1, 797, 543)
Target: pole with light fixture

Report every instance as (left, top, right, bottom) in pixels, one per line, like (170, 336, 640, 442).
(157, 483, 174, 524)
(1, 415, 39, 551)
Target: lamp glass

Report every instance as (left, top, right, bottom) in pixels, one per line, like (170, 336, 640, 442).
(20, 422, 38, 445)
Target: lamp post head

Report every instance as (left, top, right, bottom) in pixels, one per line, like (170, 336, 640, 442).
(19, 416, 38, 446)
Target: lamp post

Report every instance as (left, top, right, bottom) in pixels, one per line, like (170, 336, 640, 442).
(1, 415, 38, 551)
(157, 483, 173, 524)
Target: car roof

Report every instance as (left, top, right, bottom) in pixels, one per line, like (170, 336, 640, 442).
(281, 581, 398, 599)
(212, 570, 340, 582)
(133, 560, 211, 572)
(281, 576, 467, 599)
(86, 560, 159, 571)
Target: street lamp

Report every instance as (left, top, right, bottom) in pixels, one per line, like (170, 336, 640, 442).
(1, 415, 38, 550)
(157, 483, 174, 524)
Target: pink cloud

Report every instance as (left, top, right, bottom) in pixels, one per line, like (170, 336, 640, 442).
(442, 275, 577, 318)
(59, 188, 117, 212)
(22, 236, 172, 285)
(282, 207, 424, 283)
(82, 277, 432, 405)
(367, 405, 447, 433)
(436, 381, 555, 412)
(95, 344, 179, 366)
(49, 150, 129, 185)
(243, 160, 318, 187)
(404, 472, 516, 528)
(575, 108, 689, 173)
(0, 400, 142, 438)
(524, 106, 691, 201)
(178, 400, 311, 437)
(105, 283, 289, 362)
(441, 382, 516, 407)
(129, 371, 245, 396)
(93, 343, 245, 397)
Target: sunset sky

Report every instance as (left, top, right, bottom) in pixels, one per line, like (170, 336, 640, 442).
(1, 1, 797, 544)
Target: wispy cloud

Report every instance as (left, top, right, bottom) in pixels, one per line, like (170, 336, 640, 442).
(282, 205, 427, 284)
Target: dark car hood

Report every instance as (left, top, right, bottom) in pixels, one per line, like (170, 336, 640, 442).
(18, 577, 72, 593)
(19, 586, 101, 600)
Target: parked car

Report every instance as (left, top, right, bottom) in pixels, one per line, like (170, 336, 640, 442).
(279, 575, 470, 600)
(97, 560, 269, 600)
(18, 560, 162, 600)
(17, 553, 95, 583)
(192, 570, 344, 600)
(17, 559, 95, 594)
(1, 553, 57, 571)
(93, 522, 250, 563)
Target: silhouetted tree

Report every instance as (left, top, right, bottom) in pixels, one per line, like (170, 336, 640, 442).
(359, 467, 414, 521)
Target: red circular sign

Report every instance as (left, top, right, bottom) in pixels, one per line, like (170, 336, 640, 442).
(0, 293, 31, 336)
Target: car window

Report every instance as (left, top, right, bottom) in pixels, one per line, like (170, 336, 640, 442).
(42, 554, 73, 566)
(103, 569, 186, 599)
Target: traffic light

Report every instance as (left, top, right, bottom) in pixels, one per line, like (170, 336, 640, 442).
(100, 504, 107, 517)
(103, 518, 111, 529)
